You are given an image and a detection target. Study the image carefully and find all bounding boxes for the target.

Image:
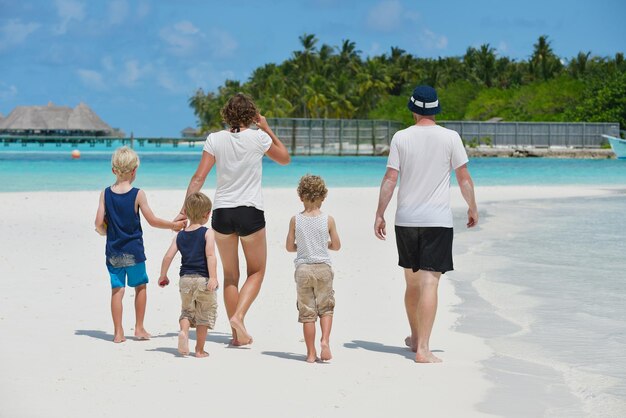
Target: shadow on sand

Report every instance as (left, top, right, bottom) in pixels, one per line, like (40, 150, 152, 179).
(75, 329, 179, 342)
(344, 340, 443, 360)
(261, 351, 309, 362)
(146, 347, 186, 357)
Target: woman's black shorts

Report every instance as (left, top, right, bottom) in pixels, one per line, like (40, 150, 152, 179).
(211, 206, 266, 236)
(394, 226, 454, 274)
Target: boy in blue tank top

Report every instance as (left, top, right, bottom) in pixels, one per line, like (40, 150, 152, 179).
(158, 192, 218, 358)
(286, 175, 341, 363)
(94, 146, 185, 343)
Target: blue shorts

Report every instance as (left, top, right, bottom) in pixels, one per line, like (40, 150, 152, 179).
(107, 262, 149, 289)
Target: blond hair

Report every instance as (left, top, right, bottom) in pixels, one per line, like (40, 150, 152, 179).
(185, 192, 212, 224)
(297, 174, 328, 202)
(220, 93, 259, 129)
(111, 146, 139, 178)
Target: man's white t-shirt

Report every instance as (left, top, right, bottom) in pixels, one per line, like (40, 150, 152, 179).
(386, 125, 468, 228)
(203, 128, 272, 210)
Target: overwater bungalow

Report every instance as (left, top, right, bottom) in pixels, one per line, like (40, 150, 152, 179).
(0, 102, 122, 137)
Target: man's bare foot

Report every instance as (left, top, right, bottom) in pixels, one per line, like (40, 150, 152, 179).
(229, 316, 253, 345)
(134, 328, 151, 340)
(178, 331, 189, 355)
(320, 341, 332, 361)
(404, 336, 417, 352)
(195, 351, 209, 358)
(415, 351, 442, 363)
(113, 333, 126, 343)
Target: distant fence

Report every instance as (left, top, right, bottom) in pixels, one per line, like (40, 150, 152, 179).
(440, 121, 620, 148)
(1, 120, 619, 154)
(265, 118, 404, 156)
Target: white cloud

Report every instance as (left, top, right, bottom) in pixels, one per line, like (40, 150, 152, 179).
(159, 21, 237, 59)
(54, 0, 85, 34)
(108, 0, 129, 25)
(159, 21, 201, 56)
(208, 29, 237, 58)
(497, 41, 508, 54)
(0, 19, 40, 51)
(175, 21, 200, 35)
(119, 59, 152, 86)
(0, 82, 18, 100)
(367, 0, 402, 32)
(420, 29, 448, 50)
(77, 69, 106, 90)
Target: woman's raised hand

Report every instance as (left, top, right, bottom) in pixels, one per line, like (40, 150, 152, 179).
(255, 114, 269, 132)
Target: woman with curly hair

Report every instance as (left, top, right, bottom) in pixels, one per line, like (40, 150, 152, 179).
(176, 93, 290, 345)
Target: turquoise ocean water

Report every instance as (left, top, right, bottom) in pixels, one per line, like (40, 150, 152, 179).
(1, 143, 625, 191)
(2, 144, 625, 414)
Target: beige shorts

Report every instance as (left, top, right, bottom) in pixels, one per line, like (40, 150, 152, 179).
(294, 263, 335, 323)
(179, 274, 217, 328)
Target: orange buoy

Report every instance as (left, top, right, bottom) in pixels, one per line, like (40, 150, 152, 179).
(71, 149, 81, 159)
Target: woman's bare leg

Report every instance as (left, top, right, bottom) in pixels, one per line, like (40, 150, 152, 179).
(214, 231, 241, 344)
(229, 228, 267, 345)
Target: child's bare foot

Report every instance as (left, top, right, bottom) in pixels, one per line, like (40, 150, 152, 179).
(113, 333, 126, 343)
(306, 352, 318, 363)
(134, 328, 151, 340)
(195, 351, 209, 358)
(229, 316, 253, 345)
(178, 331, 189, 355)
(404, 336, 417, 352)
(320, 341, 332, 361)
(415, 350, 442, 363)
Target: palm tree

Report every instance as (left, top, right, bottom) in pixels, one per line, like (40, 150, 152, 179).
(568, 51, 591, 78)
(475, 44, 497, 87)
(530, 35, 563, 81)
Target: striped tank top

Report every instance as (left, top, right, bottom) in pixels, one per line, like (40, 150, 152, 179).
(294, 212, 331, 266)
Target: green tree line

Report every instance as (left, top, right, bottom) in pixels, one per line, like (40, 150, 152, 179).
(189, 34, 626, 131)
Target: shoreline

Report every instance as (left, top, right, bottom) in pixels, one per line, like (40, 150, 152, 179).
(465, 146, 615, 159)
(451, 186, 626, 416)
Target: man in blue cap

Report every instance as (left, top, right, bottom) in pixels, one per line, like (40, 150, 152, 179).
(374, 85, 478, 363)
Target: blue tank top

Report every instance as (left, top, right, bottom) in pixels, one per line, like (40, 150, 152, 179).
(176, 227, 209, 278)
(104, 187, 145, 267)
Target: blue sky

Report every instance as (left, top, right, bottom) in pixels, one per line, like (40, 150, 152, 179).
(1, 0, 624, 137)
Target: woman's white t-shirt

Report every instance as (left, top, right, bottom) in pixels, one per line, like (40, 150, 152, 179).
(203, 128, 272, 210)
(386, 125, 468, 228)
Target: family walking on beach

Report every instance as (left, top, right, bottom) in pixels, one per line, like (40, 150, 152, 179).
(94, 85, 478, 363)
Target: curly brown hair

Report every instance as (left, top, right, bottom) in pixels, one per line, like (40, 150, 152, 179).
(220, 93, 259, 129)
(297, 174, 328, 202)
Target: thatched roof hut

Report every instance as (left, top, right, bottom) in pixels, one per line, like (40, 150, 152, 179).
(181, 126, 201, 138)
(0, 102, 115, 136)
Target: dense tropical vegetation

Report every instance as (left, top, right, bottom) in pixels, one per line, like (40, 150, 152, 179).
(189, 34, 625, 131)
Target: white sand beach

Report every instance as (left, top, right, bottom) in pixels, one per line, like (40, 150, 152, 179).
(0, 185, 622, 418)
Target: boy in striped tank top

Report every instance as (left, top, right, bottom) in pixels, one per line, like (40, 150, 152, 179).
(158, 193, 218, 357)
(286, 175, 341, 363)
(94, 147, 185, 343)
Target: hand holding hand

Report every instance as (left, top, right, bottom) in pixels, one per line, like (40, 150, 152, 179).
(172, 220, 186, 231)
